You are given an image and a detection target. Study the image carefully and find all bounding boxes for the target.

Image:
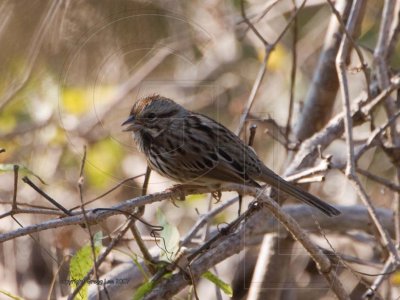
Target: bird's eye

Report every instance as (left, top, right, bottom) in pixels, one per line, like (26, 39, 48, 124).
(146, 113, 156, 119)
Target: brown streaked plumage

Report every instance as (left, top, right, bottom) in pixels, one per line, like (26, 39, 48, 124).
(122, 95, 340, 217)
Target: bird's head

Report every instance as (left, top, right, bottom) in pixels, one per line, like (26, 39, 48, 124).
(122, 95, 187, 138)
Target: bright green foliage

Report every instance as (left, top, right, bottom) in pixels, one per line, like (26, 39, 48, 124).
(132, 280, 156, 300)
(202, 270, 233, 297)
(69, 231, 103, 300)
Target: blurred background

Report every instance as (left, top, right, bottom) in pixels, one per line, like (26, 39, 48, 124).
(0, 0, 399, 299)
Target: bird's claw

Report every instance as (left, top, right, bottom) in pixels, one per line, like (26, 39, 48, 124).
(167, 184, 187, 207)
(212, 191, 222, 203)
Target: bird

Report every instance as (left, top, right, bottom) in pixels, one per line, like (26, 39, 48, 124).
(122, 95, 340, 217)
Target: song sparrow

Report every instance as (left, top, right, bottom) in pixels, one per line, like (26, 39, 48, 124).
(122, 95, 340, 217)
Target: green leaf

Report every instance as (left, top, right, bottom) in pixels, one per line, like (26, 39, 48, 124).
(132, 281, 155, 300)
(202, 271, 233, 297)
(156, 209, 180, 261)
(131, 272, 172, 300)
(0, 164, 46, 184)
(69, 231, 103, 300)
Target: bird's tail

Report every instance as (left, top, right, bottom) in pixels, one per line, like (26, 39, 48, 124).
(261, 170, 340, 217)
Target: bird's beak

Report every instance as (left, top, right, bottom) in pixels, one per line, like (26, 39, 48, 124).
(121, 115, 141, 132)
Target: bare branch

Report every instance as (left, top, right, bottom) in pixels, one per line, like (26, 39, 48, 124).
(335, 0, 399, 263)
(236, 0, 307, 136)
(295, 0, 353, 141)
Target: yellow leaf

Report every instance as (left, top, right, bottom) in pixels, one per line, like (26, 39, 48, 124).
(257, 44, 287, 71)
(85, 139, 123, 188)
(61, 87, 90, 115)
(61, 85, 114, 115)
(391, 271, 400, 285)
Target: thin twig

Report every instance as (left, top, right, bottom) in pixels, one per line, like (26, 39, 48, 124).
(363, 110, 400, 150)
(0, 201, 61, 210)
(0, 190, 175, 243)
(69, 174, 145, 211)
(236, 47, 269, 135)
(363, 258, 395, 299)
(203, 195, 215, 245)
(240, 0, 269, 46)
(360, 75, 400, 114)
(69, 218, 134, 300)
(286, 0, 298, 139)
(77, 146, 101, 298)
(142, 166, 152, 196)
(357, 168, 400, 193)
(248, 124, 257, 146)
(285, 74, 400, 175)
(0, 208, 65, 219)
(335, 0, 363, 176)
(12, 165, 19, 210)
(247, 113, 289, 147)
(130, 166, 156, 274)
(22, 176, 71, 216)
(254, 0, 280, 24)
(351, 175, 400, 262)
(387, 1, 400, 60)
(238, 0, 280, 37)
(373, 0, 400, 252)
(326, 0, 370, 99)
(295, 0, 352, 141)
(187, 199, 261, 263)
(336, 0, 400, 263)
(48, 255, 68, 300)
(10, 215, 60, 267)
(284, 158, 331, 183)
(236, 0, 307, 136)
(130, 222, 156, 273)
(180, 197, 239, 246)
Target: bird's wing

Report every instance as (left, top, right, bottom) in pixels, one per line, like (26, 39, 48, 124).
(157, 113, 261, 186)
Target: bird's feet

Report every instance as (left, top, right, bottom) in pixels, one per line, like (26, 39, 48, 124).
(211, 191, 222, 203)
(167, 184, 204, 207)
(166, 185, 225, 207)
